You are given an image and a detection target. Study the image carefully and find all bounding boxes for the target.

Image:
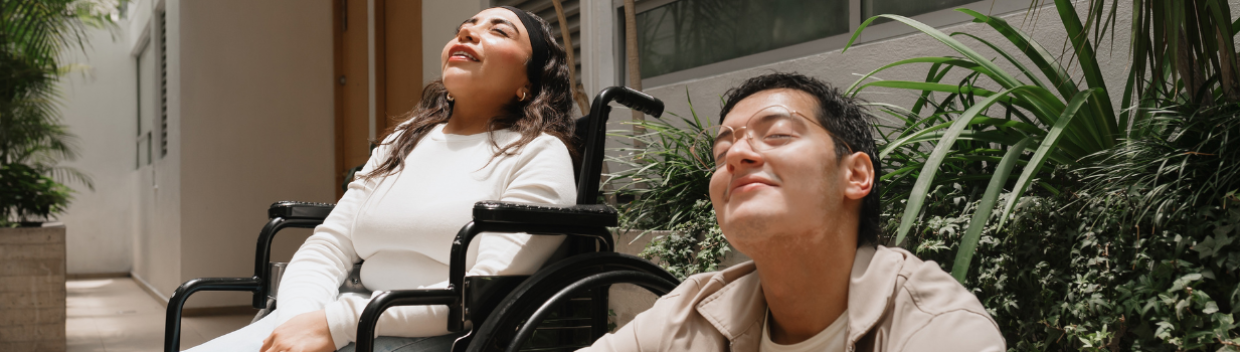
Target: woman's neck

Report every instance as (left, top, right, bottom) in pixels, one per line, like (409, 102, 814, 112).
(443, 96, 505, 135)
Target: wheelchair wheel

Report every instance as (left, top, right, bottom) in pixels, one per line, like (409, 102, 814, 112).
(464, 252, 678, 352)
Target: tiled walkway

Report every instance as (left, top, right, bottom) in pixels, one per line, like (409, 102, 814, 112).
(66, 278, 252, 351)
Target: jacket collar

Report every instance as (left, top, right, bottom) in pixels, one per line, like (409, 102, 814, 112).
(695, 261, 766, 350)
(694, 245, 903, 350)
(846, 245, 903, 345)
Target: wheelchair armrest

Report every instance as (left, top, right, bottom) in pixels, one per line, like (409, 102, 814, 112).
(268, 201, 336, 220)
(355, 288, 458, 352)
(472, 201, 617, 228)
(164, 277, 262, 352)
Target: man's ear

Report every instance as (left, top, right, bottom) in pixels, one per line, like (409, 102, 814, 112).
(843, 152, 874, 201)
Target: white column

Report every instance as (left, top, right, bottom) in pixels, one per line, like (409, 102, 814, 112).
(580, 0, 617, 96)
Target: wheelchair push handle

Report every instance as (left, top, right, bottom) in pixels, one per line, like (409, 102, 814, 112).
(612, 87, 664, 117)
(577, 86, 664, 205)
(590, 86, 664, 118)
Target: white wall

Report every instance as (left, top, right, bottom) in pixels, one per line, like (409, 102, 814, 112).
(125, 0, 153, 52)
(56, 20, 137, 275)
(580, 0, 618, 96)
(127, 0, 182, 304)
(176, 0, 336, 308)
(60, 0, 362, 308)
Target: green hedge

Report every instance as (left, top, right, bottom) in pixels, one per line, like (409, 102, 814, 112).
(895, 102, 1240, 351)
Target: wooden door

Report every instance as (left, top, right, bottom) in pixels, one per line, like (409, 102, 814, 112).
(333, 0, 422, 198)
(377, 0, 423, 135)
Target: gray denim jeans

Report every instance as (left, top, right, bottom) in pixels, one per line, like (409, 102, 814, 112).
(336, 333, 463, 352)
(184, 312, 463, 352)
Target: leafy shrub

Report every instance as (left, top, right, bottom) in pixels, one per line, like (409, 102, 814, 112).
(0, 163, 71, 227)
(606, 95, 730, 279)
(637, 199, 730, 280)
(1079, 101, 1240, 226)
(854, 0, 1238, 283)
(899, 101, 1240, 351)
(901, 184, 1240, 351)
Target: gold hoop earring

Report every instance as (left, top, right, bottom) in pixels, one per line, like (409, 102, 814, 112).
(518, 91, 528, 102)
(446, 93, 454, 102)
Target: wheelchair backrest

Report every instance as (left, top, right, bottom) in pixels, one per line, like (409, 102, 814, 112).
(571, 87, 663, 206)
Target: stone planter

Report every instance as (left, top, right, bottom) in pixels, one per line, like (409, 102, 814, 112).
(0, 226, 66, 352)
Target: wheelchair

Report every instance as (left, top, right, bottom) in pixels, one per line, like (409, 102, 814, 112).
(164, 86, 681, 352)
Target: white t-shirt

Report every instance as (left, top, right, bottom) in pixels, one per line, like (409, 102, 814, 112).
(760, 310, 849, 352)
(274, 124, 577, 349)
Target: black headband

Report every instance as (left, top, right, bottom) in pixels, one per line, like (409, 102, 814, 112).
(499, 6, 548, 93)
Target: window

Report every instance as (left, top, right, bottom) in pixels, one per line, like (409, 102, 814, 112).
(135, 11, 165, 168)
(159, 11, 167, 158)
(863, 0, 978, 21)
(625, 0, 1029, 86)
(636, 0, 848, 79)
(136, 39, 154, 169)
(135, 52, 141, 169)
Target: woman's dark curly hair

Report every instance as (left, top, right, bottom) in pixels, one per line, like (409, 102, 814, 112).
(363, 8, 575, 180)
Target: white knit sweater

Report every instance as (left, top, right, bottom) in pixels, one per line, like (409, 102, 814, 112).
(274, 124, 576, 349)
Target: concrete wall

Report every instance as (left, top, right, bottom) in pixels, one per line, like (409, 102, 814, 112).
(125, 0, 182, 304)
(641, 3, 1085, 129)
(56, 21, 137, 275)
(175, 0, 336, 307)
(640, 2, 1240, 132)
(0, 227, 67, 351)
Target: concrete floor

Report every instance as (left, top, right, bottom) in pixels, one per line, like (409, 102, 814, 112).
(66, 278, 252, 351)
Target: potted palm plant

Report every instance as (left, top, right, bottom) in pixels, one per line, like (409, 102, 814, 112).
(0, 0, 107, 227)
(0, 1, 115, 350)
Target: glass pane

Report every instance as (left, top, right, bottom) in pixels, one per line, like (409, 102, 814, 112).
(862, 0, 977, 22)
(137, 134, 148, 169)
(637, 0, 849, 78)
(139, 42, 155, 138)
(138, 42, 156, 168)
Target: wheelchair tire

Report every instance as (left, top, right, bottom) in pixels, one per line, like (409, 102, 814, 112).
(465, 252, 679, 352)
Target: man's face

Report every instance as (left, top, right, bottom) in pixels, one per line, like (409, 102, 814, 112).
(709, 89, 866, 252)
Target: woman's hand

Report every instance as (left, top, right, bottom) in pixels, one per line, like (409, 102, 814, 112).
(260, 310, 337, 352)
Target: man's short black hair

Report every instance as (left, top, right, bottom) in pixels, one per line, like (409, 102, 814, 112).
(719, 72, 882, 247)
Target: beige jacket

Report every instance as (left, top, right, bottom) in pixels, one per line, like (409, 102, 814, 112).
(582, 245, 1005, 352)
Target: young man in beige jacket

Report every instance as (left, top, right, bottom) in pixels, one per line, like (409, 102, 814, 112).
(581, 73, 1005, 352)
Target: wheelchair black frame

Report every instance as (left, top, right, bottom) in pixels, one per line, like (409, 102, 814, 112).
(163, 86, 672, 352)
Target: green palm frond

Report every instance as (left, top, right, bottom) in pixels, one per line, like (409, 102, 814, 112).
(856, 0, 1238, 284)
(0, 0, 117, 223)
(847, 6, 1116, 282)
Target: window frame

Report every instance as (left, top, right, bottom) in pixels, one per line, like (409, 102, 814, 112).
(133, 25, 151, 169)
(158, 9, 167, 159)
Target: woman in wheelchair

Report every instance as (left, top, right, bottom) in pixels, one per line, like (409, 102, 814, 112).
(187, 7, 576, 352)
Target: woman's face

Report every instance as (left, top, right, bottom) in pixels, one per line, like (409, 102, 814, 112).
(441, 8, 533, 103)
